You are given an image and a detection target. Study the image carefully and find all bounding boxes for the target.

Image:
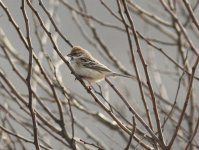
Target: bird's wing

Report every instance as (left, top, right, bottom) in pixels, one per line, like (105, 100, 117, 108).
(80, 57, 112, 73)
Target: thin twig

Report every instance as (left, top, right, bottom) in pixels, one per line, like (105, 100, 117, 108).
(168, 56, 199, 149)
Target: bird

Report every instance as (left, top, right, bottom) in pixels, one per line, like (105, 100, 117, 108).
(67, 46, 133, 85)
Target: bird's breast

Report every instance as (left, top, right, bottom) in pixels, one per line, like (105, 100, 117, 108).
(70, 61, 105, 82)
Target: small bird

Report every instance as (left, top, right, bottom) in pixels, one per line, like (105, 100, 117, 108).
(67, 46, 132, 85)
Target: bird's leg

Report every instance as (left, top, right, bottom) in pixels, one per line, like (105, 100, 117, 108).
(74, 75, 82, 81)
(87, 81, 93, 91)
(70, 70, 83, 81)
(96, 83, 103, 95)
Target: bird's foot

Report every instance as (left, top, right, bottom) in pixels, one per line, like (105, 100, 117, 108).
(87, 85, 92, 91)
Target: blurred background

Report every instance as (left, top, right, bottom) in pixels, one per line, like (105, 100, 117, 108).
(0, 0, 199, 149)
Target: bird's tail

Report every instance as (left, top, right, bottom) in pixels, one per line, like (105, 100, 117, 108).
(111, 72, 136, 79)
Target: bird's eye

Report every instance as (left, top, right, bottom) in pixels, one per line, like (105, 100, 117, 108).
(73, 52, 77, 56)
(74, 53, 81, 57)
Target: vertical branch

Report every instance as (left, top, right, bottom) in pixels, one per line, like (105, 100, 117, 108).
(21, 0, 40, 149)
(121, 0, 166, 147)
(26, 1, 87, 149)
(185, 117, 199, 150)
(124, 116, 136, 150)
(168, 56, 199, 149)
(116, 0, 154, 133)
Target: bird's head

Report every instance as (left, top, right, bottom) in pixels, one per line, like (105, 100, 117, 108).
(67, 46, 90, 60)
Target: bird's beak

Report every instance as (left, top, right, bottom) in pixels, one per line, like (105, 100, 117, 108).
(67, 53, 74, 61)
(67, 53, 72, 57)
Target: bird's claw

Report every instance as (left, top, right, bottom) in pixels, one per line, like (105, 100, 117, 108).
(88, 86, 92, 91)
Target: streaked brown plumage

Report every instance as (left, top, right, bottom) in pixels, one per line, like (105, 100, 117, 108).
(67, 46, 132, 84)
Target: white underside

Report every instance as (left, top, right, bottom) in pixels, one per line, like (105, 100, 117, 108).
(71, 62, 108, 83)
